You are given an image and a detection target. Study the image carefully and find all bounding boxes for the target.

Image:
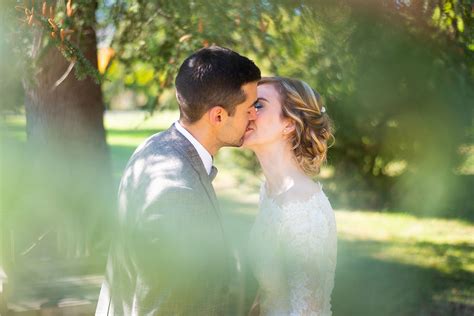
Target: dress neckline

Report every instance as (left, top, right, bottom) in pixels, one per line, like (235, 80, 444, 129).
(261, 181, 324, 211)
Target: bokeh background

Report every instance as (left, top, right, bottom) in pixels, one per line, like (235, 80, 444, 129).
(1, 0, 473, 315)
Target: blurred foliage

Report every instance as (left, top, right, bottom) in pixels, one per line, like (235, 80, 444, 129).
(0, 131, 112, 309)
(4, 0, 474, 215)
(2, 1, 112, 302)
(3, 108, 473, 313)
(1, 1, 473, 310)
(293, 0, 473, 216)
(0, 1, 24, 112)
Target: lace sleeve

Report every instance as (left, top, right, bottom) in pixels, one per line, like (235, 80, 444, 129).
(279, 194, 337, 316)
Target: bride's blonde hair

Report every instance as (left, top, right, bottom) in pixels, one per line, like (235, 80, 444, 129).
(259, 77, 335, 175)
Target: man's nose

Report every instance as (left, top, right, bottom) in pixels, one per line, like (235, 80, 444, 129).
(248, 106, 257, 120)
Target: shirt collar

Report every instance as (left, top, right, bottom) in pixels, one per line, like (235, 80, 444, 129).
(174, 121, 213, 175)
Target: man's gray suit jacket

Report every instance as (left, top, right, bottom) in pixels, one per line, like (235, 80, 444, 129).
(96, 124, 232, 315)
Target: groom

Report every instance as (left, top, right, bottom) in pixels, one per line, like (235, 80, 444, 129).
(96, 46, 261, 315)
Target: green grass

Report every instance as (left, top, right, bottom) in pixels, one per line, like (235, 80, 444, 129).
(2, 111, 473, 315)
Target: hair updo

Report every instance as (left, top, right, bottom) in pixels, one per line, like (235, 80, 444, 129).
(258, 77, 334, 176)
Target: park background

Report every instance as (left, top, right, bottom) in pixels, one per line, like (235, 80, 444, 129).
(0, 0, 473, 315)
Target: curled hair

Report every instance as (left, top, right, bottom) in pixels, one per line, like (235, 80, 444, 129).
(259, 77, 335, 175)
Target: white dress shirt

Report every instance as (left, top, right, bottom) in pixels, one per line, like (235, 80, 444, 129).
(174, 121, 213, 175)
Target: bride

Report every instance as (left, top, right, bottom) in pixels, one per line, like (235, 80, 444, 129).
(242, 77, 337, 316)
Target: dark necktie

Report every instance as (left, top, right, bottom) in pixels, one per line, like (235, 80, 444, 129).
(209, 165, 218, 182)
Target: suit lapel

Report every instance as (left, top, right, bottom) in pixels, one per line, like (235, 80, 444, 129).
(166, 125, 221, 215)
(166, 126, 232, 274)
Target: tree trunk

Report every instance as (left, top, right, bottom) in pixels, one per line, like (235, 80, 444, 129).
(24, 31, 107, 163)
(10, 2, 113, 282)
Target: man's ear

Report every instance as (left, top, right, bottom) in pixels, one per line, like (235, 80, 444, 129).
(283, 119, 296, 135)
(208, 106, 228, 125)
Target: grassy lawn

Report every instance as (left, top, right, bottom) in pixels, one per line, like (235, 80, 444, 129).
(2, 111, 473, 315)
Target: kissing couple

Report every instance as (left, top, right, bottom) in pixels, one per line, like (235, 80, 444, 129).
(96, 46, 337, 316)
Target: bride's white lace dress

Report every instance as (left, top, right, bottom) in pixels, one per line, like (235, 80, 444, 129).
(248, 182, 337, 316)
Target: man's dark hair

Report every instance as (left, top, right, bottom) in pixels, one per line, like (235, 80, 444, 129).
(175, 46, 261, 123)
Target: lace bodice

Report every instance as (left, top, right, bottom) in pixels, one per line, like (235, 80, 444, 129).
(248, 182, 337, 316)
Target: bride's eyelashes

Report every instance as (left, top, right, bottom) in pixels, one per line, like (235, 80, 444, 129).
(254, 102, 264, 110)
